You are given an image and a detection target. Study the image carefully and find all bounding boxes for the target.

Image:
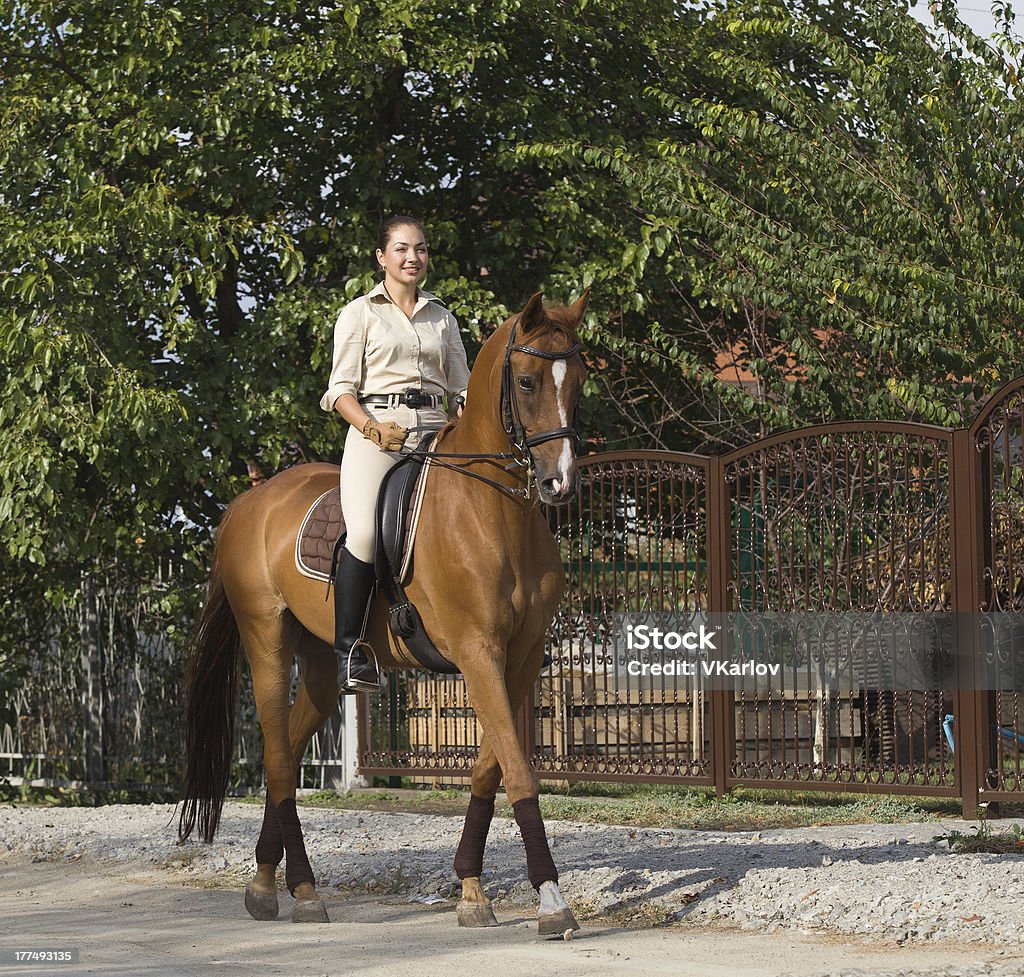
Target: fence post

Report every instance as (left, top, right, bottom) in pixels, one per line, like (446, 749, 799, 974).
(518, 688, 536, 764)
(78, 572, 104, 787)
(355, 690, 372, 785)
(707, 455, 733, 798)
(332, 698, 365, 791)
(950, 429, 983, 818)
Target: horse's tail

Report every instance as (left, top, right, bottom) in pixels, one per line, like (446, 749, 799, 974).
(178, 546, 241, 844)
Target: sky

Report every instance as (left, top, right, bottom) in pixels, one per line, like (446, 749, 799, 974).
(913, 0, 1023, 36)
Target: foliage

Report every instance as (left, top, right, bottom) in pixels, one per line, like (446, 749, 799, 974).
(0, 0, 701, 573)
(7, 1, 1018, 570)
(0, 779, 180, 806)
(4, 2, 1024, 780)
(520, 0, 1024, 446)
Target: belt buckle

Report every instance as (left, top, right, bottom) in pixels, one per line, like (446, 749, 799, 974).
(403, 388, 424, 408)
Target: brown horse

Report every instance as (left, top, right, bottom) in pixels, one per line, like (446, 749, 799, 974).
(178, 290, 589, 935)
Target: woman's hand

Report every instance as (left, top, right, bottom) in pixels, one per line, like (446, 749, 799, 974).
(362, 417, 410, 452)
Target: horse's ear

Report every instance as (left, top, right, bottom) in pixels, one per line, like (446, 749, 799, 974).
(567, 287, 590, 324)
(520, 291, 545, 334)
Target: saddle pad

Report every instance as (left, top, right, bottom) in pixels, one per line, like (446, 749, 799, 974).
(295, 487, 345, 582)
(294, 464, 432, 584)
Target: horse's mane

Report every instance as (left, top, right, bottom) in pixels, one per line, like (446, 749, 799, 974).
(435, 416, 459, 442)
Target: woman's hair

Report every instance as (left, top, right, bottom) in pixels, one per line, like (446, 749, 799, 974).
(376, 216, 427, 277)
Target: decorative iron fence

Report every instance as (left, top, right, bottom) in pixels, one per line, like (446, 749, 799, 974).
(362, 375, 1024, 815)
(8, 378, 1024, 813)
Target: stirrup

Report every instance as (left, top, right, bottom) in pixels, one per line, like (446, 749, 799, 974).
(341, 640, 383, 694)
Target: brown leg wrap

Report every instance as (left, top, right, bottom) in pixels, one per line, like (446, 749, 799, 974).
(512, 796, 558, 890)
(254, 795, 284, 866)
(454, 794, 495, 880)
(275, 798, 316, 894)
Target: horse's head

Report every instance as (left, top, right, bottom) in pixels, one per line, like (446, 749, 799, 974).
(500, 289, 589, 506)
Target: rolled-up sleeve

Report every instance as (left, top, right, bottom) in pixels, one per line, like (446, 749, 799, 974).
(319, 300, 366, 412)
(443, 313, 471, 401)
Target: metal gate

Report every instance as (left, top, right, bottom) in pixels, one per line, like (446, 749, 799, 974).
(363, 375, 1024, 813)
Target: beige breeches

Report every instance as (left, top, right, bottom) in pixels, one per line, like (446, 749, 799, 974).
(339, 403, 447, 562)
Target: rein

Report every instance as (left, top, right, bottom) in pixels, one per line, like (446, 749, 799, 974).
(399, 315, 580, 502)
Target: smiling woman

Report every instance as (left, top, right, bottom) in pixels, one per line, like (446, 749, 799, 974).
(319, 216, 471, 693)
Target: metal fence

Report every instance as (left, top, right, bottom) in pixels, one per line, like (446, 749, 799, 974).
(1, 563, 188, 793)
(7, 378, 1024, 813)
(362, 375, 1024, 815)
(1, 561, 351, 796)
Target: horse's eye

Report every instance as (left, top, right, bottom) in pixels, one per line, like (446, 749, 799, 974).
(518, 376, 534, 392)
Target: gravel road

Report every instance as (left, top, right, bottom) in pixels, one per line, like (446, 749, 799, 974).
(1, 801, 1022, 976)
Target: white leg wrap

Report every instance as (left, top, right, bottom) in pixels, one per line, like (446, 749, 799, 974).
(538, 880, 570, 914)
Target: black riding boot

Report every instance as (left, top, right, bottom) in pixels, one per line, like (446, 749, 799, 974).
(333, 548, 380, 694)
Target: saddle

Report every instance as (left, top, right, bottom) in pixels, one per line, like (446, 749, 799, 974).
(294, 436, 458, 675)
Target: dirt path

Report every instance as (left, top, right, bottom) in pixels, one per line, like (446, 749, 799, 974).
(1, 855, 1015, 977)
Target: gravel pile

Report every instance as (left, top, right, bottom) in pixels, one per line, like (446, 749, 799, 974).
(2, 801, 1022, 946)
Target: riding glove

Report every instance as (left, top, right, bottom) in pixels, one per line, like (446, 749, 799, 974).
(361, 417, 410, 452)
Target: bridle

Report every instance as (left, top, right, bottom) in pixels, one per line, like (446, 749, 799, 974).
(401, 314, 582, 501)
(500, 314, 581, 461)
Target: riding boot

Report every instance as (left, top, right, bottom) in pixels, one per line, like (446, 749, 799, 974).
(333, 548, 381, 694)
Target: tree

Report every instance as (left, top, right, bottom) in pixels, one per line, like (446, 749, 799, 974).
(520, 0, 1024, 447)
(5, 0, 1020, 573)
(1, 0, 702, 574)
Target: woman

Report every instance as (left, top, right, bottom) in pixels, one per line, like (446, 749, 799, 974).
(320, 217, 470, 692)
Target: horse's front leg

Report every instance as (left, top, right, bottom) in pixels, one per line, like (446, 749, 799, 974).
(454, 735, 500, 927)
(459, 653, 579, 938)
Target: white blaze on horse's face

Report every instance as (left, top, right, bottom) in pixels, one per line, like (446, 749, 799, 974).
(551, 359, 573, 493)
(519, 344, 584, 507)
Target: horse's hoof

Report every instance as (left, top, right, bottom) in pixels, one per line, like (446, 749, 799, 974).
(291, 898, 330, 923)
(537, 908, 580, 938)
(457, 901, 498, 927)
(244, 882, 279, 921)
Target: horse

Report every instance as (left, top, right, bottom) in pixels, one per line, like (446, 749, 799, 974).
(177, 289, 589, 936)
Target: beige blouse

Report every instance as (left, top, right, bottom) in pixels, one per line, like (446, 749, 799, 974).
(319, 280, 471, 412)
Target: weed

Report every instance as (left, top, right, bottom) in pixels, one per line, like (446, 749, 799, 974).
(934, 819, 1024, 855)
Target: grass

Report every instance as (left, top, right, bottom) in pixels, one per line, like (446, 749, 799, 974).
(6, 777, 1020, 833)
(0, 782, 179, 807)
(285, 783, 974, 831)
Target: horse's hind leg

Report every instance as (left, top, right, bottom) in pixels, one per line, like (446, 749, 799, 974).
(282, 633, 339, 921)
(288, 633, 339, 769)
(242, 614, 330, 923)
(245, 632, 338, 923)
(246, 795, 284, 920)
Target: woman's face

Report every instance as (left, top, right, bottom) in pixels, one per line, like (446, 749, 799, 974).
(377, 225, 428, 287)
